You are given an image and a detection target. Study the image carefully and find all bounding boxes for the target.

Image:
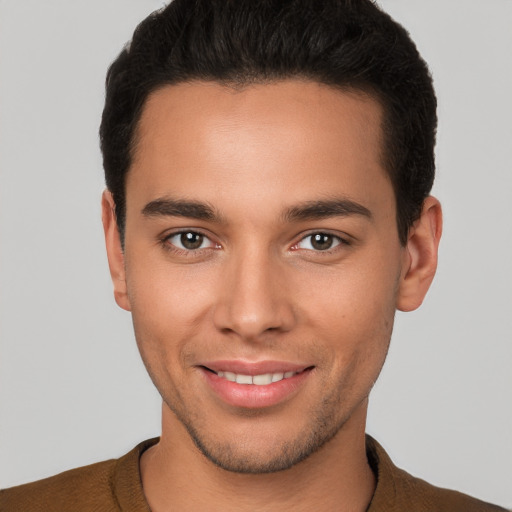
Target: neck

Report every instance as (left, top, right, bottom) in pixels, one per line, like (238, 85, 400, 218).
(140, 401, 375, 512)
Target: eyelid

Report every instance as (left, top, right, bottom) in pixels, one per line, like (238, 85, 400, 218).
(290, 230, 351, 252)
(159, 228, 352, 255)
(161, 228, 220, 253)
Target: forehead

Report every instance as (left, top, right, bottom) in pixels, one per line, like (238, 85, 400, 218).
(127, 80, 392, 220)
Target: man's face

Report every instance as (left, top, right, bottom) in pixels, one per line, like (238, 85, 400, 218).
(115, 81, 408, 472)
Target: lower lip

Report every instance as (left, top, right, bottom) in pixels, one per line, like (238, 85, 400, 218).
(201, 368, 312, 409)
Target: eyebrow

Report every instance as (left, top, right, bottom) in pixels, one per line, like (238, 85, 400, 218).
(283, 199, 372, 222)
(142, 198, 220, 221)
(141, 197, 372, 224)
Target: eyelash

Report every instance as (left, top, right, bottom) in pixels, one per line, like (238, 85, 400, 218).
(292, 232, 350, 254)
(161, 230, 220, 256)
(160, 230, 350, 256)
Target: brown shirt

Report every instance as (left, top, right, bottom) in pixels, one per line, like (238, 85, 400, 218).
(1, 436, 507, 511)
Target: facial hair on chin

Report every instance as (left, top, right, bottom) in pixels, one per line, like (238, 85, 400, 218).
(163, 391, 364, 474)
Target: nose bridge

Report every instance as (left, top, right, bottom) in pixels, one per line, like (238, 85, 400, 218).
(214, 242, 294, 339)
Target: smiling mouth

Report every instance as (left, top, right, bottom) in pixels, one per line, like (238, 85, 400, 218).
(202, 367, 312, 386)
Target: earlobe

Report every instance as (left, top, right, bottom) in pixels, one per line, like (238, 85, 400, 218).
(396, 196, 443, 312)
(101, 190, 131, 312)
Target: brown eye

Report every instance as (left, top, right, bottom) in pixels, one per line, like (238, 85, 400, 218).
(310, 233, 335, 250)
(167, 231, 211, 251)
(180, 232, 204, 249)
(295, 232, 343, 251)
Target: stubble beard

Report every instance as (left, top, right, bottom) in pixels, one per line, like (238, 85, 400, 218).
(164, 386, 369, 475)
(146, 308, 395, 475)
(163, 343, 392, 474)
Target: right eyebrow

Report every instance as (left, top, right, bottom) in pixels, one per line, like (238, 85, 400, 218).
(283, 198, 373, 223)
(141, 197, 220, 222)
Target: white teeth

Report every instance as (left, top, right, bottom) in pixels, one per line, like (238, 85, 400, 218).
(216, 370, 298, 385)
(236, 374, 253, 385)
(253, 373, 273, 385)
(271, 372, 284, 382)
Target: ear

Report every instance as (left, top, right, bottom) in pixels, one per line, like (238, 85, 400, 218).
(101, 190, 131, 311)
(396, 196, 443, 312)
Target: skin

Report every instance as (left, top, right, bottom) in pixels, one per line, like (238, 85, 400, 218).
(102, 80, 442, 511)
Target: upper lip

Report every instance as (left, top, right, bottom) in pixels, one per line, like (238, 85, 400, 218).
(200, 360, 312, 375)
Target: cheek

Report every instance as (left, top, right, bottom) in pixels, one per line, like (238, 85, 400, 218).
(308, 286, 395, 406)
(293, 257, 399, 367)
(126, 270, 210, 408)
(295, 256, 399, 325)
(124, 257, 217, 376)
(126, 256, 214, 326)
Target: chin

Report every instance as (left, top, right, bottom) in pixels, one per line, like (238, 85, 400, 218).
(178, 407, 347, 474)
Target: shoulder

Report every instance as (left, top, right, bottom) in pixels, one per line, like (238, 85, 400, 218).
(0, 438, 157, 512)
(388, 462, 507, 512)
(366, 435, 508, 512)
(1, 458, 118, 512)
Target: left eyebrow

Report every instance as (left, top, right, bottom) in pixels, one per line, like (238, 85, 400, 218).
(283, 199, 372, 222)
(141, 197, 220, 221)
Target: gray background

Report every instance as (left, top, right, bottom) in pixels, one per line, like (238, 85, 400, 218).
(1, 0, 510, 507)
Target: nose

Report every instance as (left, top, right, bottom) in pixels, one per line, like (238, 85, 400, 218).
(213, 248, 296, 341)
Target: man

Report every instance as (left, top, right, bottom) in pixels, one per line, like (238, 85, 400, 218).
(1, 0, 508, 510)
